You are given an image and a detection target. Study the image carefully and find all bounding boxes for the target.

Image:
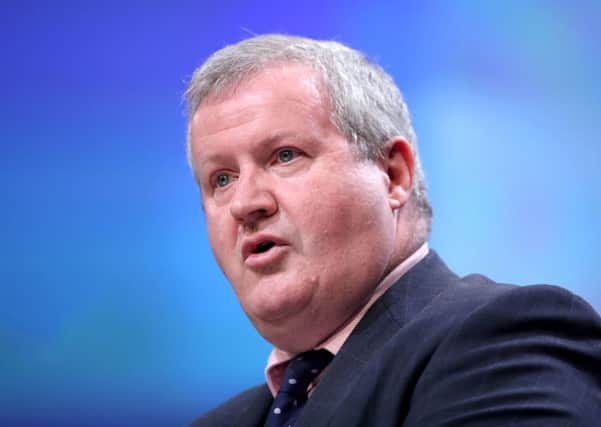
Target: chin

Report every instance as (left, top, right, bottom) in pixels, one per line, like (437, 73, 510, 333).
(245, 274, 315, 316)
(248, 294, 307, 323)
(247, 297, 317, 346)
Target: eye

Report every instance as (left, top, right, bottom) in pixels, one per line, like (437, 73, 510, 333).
(276, 148, 299, 163)
(214, 172, 233, 188)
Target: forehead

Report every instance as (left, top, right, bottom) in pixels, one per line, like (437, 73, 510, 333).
(189, 64, 337, 160)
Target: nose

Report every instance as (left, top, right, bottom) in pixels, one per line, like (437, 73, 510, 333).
(229, 173, 278, 226)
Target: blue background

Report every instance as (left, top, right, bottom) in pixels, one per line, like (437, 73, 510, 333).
(2, 1, 600, 426)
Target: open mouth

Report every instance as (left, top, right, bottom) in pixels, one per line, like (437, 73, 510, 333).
(254, 241, 276, 254)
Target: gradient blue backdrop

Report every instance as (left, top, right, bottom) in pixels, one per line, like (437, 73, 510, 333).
(2, 1, 600, 426)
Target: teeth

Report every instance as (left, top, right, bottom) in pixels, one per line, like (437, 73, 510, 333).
(255, 241, 275, 254)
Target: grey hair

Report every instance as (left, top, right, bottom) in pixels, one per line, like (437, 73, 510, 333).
(185, 34, 432, 230)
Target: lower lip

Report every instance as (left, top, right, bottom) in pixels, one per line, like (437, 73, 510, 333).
(245, 245, 289, 269)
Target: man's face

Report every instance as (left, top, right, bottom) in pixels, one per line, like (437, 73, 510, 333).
(189, 64, 400, 352)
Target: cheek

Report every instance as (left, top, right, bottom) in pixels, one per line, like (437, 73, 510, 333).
(206, 214, 237, 270)
(297, 178, 391, 252)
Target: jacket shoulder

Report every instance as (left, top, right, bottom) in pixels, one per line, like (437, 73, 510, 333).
(404, 282, 601, 426)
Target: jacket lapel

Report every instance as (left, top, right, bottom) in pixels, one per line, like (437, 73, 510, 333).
(231, 384, 273, 427)
(296, 250, 458, 426)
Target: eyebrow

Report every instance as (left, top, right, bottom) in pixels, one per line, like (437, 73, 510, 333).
(197, 131, 299, 171)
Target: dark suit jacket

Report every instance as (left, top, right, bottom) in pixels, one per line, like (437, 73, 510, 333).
(192, 251, 601, 426)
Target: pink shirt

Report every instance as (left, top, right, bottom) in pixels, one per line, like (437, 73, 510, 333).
(265, 243, 429, 396)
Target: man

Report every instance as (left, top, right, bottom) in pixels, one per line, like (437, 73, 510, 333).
(186, 35, 601, 426)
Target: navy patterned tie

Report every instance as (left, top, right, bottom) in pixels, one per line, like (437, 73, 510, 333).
(264, 349, 333, 427)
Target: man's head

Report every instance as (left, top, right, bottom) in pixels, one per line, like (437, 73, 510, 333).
(185, 35, 431, 352)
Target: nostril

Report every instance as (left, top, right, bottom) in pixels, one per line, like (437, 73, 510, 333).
(254, 241, 275, 254)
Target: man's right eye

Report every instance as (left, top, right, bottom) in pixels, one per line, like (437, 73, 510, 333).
(215, 173, 232, 188)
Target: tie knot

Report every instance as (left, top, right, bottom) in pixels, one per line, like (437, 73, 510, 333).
(278, 349, 333, 396)
(264, 349, 333, 427)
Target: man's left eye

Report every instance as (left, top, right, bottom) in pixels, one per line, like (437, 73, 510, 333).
(277, 148, 298, 163)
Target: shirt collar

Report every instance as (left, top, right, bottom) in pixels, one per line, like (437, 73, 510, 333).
(264, 243, 429, 396)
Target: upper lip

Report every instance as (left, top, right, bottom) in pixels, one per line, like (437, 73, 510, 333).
(241, 234, 287, 261)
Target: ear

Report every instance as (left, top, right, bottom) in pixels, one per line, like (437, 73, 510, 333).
(382, 137, 414, 210)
